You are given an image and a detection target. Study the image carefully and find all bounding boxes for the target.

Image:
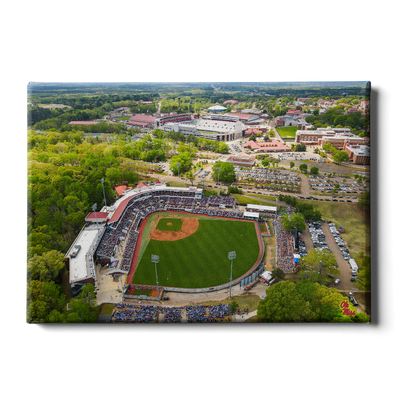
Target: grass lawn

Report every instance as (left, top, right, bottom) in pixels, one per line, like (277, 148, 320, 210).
(167, 181, 189, 188)
(117, 116, 131, 121)
(276, 126, 298, 138)
(232, 194, 281, 207)
(195, 294, 261, 313)
(156, 218, 183, 232)
(133, 216, 261, 288)
(132, 289, 153, 296)
(98, 303, 114, 316)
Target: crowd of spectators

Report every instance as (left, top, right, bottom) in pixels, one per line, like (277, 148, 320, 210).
(275, 216, 296, 273)
(208, 196, 235, 207)
(185, 304, 230, 322)
(113, 304, 158, 323)
(162, 307, 182, 323)
(112, 302, 232, 323)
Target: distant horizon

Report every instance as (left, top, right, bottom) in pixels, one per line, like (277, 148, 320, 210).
(25, 78, 373, 84)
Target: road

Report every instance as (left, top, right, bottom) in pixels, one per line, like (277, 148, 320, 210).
(321, 222, 358, 291)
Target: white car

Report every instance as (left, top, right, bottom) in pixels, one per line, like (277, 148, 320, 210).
(334, 279, 340, 285)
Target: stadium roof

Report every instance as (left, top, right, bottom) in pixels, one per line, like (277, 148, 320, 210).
(243, 211, 259, 218)
(85, 212, 109, 222)
(66, 226, 100, 283)
(247, 204, 277, 212)
(227, 113, 258, 120)
(129, 114, 156, 122)
(208, 105, 227, 111)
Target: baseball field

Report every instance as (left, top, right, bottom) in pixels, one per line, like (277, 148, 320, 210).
(132, 212, 261, 288)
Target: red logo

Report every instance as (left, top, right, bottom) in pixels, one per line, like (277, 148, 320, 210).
(340, 300, 355, 316)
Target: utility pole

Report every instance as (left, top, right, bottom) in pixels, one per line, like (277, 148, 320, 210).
(101, 178, 107, 207)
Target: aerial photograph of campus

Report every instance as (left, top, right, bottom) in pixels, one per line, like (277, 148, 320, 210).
(27, 81, 371, 323)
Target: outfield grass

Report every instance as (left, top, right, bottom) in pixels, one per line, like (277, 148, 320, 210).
(133, 217, 261, 288)
(276, 126, 298, 138)
(156, 218, 183, 232)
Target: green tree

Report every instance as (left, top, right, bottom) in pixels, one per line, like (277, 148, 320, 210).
(218, 142, 229, 154)
(300, 249, 340, 282)
(170, 152, 192, 175)
(67, 284, 99, 323)
(257, 281, 316, 322)
(299, 164, 307, 173)
(290, 161, 295, 169)
(185, 170, 195, 186)
(333, 151, 350, 164)
(106, 167, 123, 186)
(281, 213, 306, 232)
(310, 166, 319, 175)
(296, 144, 306, 152)
(271, 268, 285, 281)
(27, 250, 65, 282)
(229, 301, 239, 313)
(212, 161, 236, 183)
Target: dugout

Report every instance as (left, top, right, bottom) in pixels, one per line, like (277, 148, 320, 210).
(243, 211, 259, 220)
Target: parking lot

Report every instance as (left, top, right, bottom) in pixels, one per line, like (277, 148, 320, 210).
(298, 222, 360, 293)
(321, 222, 358, 292)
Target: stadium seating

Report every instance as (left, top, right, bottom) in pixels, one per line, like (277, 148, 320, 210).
(96, 189, 250, 275)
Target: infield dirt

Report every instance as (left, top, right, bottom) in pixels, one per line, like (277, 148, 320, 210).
(150, 217, 199, 241)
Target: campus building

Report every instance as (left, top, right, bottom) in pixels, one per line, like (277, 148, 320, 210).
(226, 155, 256, 167)
(155, 113, 192, 127)
(127, 114, 157, 128)
(207, 105, 227, 113)
(162, 114, 246, 141)
(227, 112, 263, 125)
(294, 127, 368, 149)
(243, 139, 291, 153)
(344, 144, 370, 164)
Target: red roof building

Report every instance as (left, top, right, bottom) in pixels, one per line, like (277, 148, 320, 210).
(85, 212, 109, 222)
(243, 139, 291, 152)
(114, 185, 132, 196)
(126, 120, 152, 127)
(129, 114, 156, 123)
(223, 100, 238, 105)
(137, 182, 149, 190)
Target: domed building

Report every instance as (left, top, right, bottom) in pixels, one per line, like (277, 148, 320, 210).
(207, 105, 227, 113)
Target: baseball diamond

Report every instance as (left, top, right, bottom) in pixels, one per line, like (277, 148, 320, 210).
(132, 213, 261, 289)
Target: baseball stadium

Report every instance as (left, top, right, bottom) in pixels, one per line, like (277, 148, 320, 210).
(66, 184, 270, 300)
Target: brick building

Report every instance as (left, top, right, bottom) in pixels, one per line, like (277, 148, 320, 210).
(344, 144, 370, 164)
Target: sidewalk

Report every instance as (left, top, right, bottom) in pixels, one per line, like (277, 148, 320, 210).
(233, 310, 257, 322)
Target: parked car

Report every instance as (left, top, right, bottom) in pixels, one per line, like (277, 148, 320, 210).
(334, 278, 340, 285)
(348, 292, 358, 306)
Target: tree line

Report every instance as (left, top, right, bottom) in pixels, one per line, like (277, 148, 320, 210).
(257, 280, 369, 322)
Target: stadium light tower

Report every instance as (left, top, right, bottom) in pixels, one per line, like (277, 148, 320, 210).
(101, 178, 107, 207)
(176, 162, 181, 188)
(151, 254, 160, 300)
(228, 251, 236, 299)
(216, 167, 222, 196)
